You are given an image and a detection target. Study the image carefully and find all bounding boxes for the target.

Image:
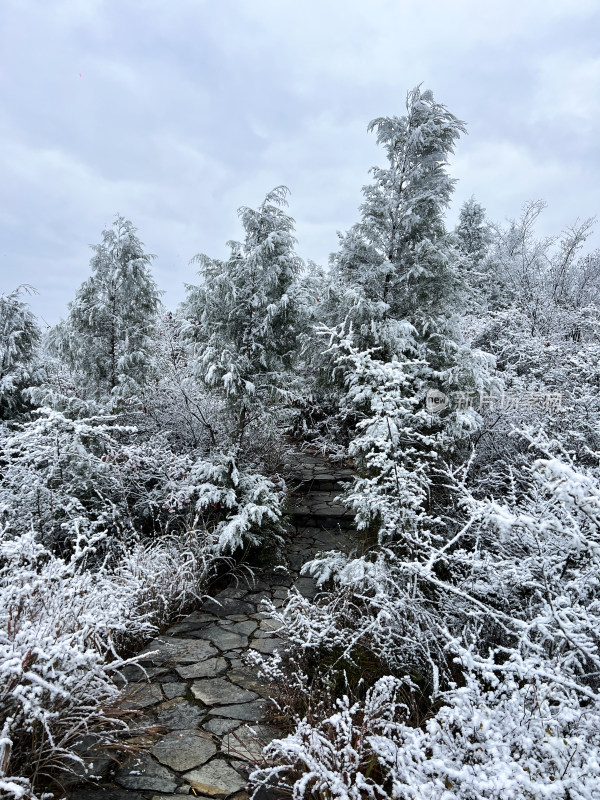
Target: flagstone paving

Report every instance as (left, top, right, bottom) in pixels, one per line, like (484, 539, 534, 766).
(67, 450, 357, 800)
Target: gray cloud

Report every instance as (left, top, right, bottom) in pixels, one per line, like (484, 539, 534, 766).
(1, 0, 598, 324)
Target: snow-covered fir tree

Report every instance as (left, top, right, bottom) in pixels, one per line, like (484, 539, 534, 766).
(55, 215, 162, 401)
(182, 186, 303, 442)
(0, 285, 41, 419)
(455, 195, 491, 264)
(314, 88, 494, 548)
(327, 85, 467, 356)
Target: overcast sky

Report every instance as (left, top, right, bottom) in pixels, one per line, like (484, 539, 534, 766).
(1, 0, 599, 326)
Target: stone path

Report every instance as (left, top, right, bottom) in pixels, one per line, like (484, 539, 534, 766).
(66, 450, 357, 800)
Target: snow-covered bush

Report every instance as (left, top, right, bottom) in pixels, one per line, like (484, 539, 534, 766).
(126, 311, 229, 453)
(250, 664, 600, 799)
(0, 523, 217, 799)
(253, 430, 600, 796)
(0, 407, 286, 557)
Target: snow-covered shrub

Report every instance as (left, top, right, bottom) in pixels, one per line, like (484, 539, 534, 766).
(253, 429, 600, 796)
(125, 311, 229, 453)
(250, 663, 600, 799)
(0, 523, 217, 799)
(0, 408, 137, 556)
(0, 408, 286, 557)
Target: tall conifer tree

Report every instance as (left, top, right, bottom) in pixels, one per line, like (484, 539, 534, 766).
(183, 186, 303, 441)
(329, 86, 467, 359)
(60, 215, 161, 400)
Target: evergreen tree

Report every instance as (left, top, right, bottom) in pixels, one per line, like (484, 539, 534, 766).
(58, 215, 161, 400)
(328, 85, 467, 357)
(313, 88, 495, 550)
(455, 195, 491, 263)
(0, 285, 41, 419)
(183, 186, 303, 442)
(454, 196, 495, 313)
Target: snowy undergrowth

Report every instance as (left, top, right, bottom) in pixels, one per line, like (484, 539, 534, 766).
(0, 410, 286, 798)
(0, 407, 286, 558)
(249, 435, 600, 798)
(0, 525, 217, 800)
(249, 661, 600, 799)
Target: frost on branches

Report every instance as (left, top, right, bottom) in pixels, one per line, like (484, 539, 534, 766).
(52, 215, 162, 402)
(251, 432, 600, 798)
(0, 286, 41, 420)
(0, 523, 215, 800)
(3, 82, 600, 799)
(182, 186, 303, 443)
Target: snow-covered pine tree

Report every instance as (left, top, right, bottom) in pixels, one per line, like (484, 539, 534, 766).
(183, 186, 303, 443)
(319, 88, 493, 489)
(453, 196, 499, 324)
(327, 85, 467, 358)
(0, 285, 41, 419)
(57, 215, 161, 401)
(455, 195, 491, 264)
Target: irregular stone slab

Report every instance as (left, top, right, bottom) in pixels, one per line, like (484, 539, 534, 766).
(220, 650, 245, 661)
(162, 682, 187, 700)
(203, 717, 241, 735)
(115, 753, 178, 793)
(176, 657, 228, 680)
(224, 725, 281, 763)
(184, 611, 222, 623)
(258, 618, 282, 631)
(191, 678, 258, 706)
(66, 733, 116, 781)
(220, 619, 259, 636)
(244, 592, 271, 605)
(288, 550, 308, 571)
(227, 667, 271, 698)
(208, 699, 268, 721)
(70, 791, 145, 800)
(213, 586, 248, 600)
(155, 697, 206, 730)
(124, 732, 161, 748)
(272, 588, 289, 600)
(151, 729, 217, 772)
(293, 577, 319, 600)
(121, 682, 164, 710)
(251, 629, 277, 640)
(249, 637, 286, 655)
(201, 598, 255, 617)
(183, 760, 247, 797)
(117, 663, 167, 683)
(261, 570, 293, 587)
(139, 637, 217, 665)
(166, 621, 214, 637)
(194, 625, 249, 651)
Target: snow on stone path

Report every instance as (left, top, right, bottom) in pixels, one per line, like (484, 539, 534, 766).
(66, 451, 358, 800)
